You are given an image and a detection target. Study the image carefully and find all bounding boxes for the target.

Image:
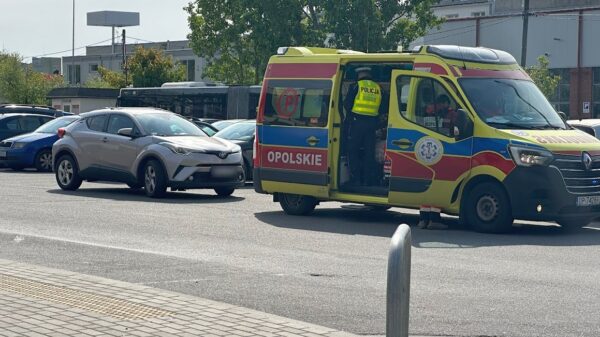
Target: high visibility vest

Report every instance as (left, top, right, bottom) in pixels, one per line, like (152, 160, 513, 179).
(352, 80, 382, 116)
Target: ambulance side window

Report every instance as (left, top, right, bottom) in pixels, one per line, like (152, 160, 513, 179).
(396, 75, 459, 138)
(263, 79, 331, 127)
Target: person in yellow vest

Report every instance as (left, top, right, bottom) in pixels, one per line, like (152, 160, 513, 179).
(343, 67, 384, 185)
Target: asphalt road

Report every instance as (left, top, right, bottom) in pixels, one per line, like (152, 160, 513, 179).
(1, 169, 599, 337)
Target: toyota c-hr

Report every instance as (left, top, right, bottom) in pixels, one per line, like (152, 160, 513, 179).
(52, 108, 245, 198)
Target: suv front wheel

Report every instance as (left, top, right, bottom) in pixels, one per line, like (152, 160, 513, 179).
(144, 160, 167, 198)
(55, 155, 82, 191)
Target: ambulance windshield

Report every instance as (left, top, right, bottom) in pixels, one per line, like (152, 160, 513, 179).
(459, 78, 567, 130)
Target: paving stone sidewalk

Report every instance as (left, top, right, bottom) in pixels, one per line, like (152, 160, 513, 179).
(0, 259, 359, 337)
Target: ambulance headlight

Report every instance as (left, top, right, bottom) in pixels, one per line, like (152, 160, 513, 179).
(509, 146, 553, 167)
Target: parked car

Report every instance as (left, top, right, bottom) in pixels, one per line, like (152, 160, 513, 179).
(0, 113, 54, 141)
(189, 118, 220, 136)
(0, 104, 71, 117)
(213, 120, 255, 180)
(0, 116, 80, 171)
(52, 108, 245, 198)
(567, 119, 600, 138)
(211, 119, 246, 131)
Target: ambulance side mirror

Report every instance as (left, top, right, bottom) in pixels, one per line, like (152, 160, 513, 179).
(455, 109, 473, 140)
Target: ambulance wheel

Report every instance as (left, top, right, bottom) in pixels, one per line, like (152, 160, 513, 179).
(465, 182, 513, 233)
(279, 193, 317, 216)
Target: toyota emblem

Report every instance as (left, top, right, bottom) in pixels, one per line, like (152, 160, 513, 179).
(582, 152, 593, 171)
(217, 152, 229, 159)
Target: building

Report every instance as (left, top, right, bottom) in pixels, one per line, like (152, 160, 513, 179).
(432, 0, 493, 19)
(32, 57, 61, 75)
(47, 87, 119, 114)
(418, 1, 600, 119)
(61, 40, 207, 86)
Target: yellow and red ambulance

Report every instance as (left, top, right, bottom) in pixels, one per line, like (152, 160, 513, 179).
(253, 45, 600, 233)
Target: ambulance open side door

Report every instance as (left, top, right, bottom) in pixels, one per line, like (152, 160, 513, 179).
(385, 70, 474, 210)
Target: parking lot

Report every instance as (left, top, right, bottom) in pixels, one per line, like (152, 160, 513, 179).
(1, 169, 599, 337)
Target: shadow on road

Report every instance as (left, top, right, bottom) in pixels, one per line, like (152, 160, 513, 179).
(47, 187, 245, 204)
(255, 206, 600, 247)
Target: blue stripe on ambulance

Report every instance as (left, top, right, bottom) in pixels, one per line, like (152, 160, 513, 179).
(257, 125, 328, 149)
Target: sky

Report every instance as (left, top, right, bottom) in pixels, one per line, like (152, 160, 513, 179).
(0, 0, 192, 62)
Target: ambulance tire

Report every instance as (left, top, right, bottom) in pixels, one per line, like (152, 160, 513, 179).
(465, 182, 514, 233)
(279, 193, 317, 216)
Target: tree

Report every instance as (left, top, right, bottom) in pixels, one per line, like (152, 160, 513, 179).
(526, 55, 560, 99)
(85, 47, 186, 88)
(186, 0, 441, 85)
(0, 52, 64, 105)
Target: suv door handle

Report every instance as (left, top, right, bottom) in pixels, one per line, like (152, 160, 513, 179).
(392, 139, 413, 147)
(102, 137, 108, 143)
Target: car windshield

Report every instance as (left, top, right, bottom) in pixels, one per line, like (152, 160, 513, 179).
(34, 116, 79, 133)
(459, 78, 567, 130)
(212, 120, 237, 130)
(214, 122, 256, 141)
(136, 113, 206, 137)
(199, 125, 217, 136)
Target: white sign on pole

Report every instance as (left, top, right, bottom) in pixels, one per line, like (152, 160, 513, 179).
(583, 101, 590, 114)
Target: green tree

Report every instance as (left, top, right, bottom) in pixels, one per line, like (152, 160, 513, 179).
(186, 0, 441, 85)
(85, 47, 186, 88)
(0, 52, 64, 105)
(128, 47, 186, 87)
(526, 55, 560, 99)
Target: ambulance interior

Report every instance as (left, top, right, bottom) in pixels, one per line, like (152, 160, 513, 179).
(337, 62, 411, 196)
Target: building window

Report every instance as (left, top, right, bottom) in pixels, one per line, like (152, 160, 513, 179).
(593, 68, 600, 118)
(63, 105, 71, 113)
(180, 60, 196, 81)
(445, 14, 459, 19)
(90, 64, 99, 72)
(471, 11, 486, 17)
(72, 104, 80, 114)
(67, 64, 81, 85)
(550, 68, 570, 117)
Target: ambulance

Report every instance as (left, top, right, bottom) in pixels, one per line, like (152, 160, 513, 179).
(253, 45, 600, 233)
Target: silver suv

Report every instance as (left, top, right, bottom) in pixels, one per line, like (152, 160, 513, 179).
(52, 108, 245, 198)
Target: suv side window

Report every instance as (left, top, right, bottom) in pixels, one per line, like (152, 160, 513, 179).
(107, 115, 136, 135)
(3, 118, 20, 130)
(86, 115, 108, 132)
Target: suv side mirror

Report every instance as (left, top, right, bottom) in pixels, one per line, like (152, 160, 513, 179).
(454, 109, 474, 140)
(558, 111, 567, 122)
(117, 128, 134, 137)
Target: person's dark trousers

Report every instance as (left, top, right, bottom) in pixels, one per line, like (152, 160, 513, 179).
(347, 113, 379, 185)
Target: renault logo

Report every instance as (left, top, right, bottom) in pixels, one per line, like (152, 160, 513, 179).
(582, 152, 593, 171)
(217, 152, 229, 159)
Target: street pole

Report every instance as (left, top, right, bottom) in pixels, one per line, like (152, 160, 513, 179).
(520, 0, 530, 67)
(71, 0, 75, 85)
(122, 29, 127, 85)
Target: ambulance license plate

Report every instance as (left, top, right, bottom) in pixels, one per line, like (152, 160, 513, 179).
(576, 196, 600, 207)
(0, 150, 6, 158)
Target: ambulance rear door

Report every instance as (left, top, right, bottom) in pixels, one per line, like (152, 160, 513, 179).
(256, 65, 336, 198)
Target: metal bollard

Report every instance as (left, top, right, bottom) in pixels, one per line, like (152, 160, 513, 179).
(386, 224, 411, 337)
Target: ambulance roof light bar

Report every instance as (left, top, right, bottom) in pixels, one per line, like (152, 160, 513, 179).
(423, 45, 517, 65)
(276, 47, 364, 56)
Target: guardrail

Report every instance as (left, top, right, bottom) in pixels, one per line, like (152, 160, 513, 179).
(386, 224, 411, 337)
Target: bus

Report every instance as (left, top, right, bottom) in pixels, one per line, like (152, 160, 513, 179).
(117, 82, 261, 120)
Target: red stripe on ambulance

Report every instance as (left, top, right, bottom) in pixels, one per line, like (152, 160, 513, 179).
(261, 146, 328, 172)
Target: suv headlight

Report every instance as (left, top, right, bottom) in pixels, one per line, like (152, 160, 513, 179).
(159, 142, 193, 155)
(509, 145, 553, 167)
(12, 142, 28, 149)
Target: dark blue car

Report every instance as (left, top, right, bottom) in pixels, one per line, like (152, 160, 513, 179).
(0, 116, 80, 171)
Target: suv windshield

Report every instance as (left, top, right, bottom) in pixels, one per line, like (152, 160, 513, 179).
(214, 122, 256, 141)
(136, 113, 206, 137)
(459, 78, 567, 130)
(35, 116, 79, 133)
